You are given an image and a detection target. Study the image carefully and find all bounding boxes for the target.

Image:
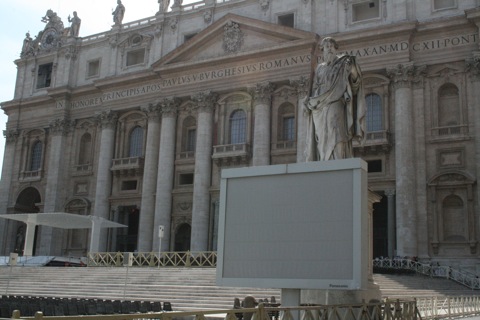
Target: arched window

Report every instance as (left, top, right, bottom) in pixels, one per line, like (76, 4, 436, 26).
(30, 141, 42, 171)
(78, 133, 92, 165)
(229, 110, 246, 144)
(129, 126, 144, 157)
(365, 93, 383, 132)
(442, 195, 466, 241)
(182, 117, 196, 152)
(278, 103, 295, 141)
(438, 83, 459, 127)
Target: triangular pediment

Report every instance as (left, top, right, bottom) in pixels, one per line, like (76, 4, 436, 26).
(152, 13, 318, 70)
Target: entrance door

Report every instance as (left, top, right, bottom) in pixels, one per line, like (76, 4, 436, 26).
(373, 195, 388, 258)
(13, 187, 41, 255)
(174, 223, 191, 251)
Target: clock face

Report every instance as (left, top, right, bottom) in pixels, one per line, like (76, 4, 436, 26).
(41, 29, 57, 48)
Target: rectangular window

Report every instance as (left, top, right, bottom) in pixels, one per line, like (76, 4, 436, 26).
(186, 128, 196, 152)
(121, 180, 138, 191)
(278, 13, 294, 28)
(126, 48, 145, 66)
(87, 59, 100, 78)
(433, 0, 456, 10)
(282, 116, 295, 141)
(37, 63, 53, 89)
(179, 173, 194, 185)
(352, 0, 380, 22)
(367, 159, 382, 173)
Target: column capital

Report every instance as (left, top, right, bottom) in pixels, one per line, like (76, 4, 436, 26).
(385, 189, 396, 197)
(191, 91, 218, 113)
(290, 76, 310, 98)
(95, 110, 118, 129)
(161, 97, 180, 117)
(466, 51, 480, 80)
(3, 129, 19, 144)
(249, 81, 275, 104)
(49, 118, 74, 136)
(143, 103, 162, 122)
(386, 63, 426, 89)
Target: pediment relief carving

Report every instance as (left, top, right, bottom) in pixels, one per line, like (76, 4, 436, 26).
(152, 13, 317, 69)
(428, 170, 475, 186)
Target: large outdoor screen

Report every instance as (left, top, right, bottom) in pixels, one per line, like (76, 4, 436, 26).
(216, 159, 368, 290)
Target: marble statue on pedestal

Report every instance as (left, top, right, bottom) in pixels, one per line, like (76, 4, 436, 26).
(304, 37, 365, 161)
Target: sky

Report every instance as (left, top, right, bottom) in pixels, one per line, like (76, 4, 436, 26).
(0, 0, 196, 177)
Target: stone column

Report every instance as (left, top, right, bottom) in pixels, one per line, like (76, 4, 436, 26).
(153, 98, 179, 252)
(387, 63, 418, 257)
(412, 68, 429, 259)
(0, 130, 19, 254)
(38, 118, 72, 255)
(93, 110, 118, 252)
(385, 189, 396, 258)
(251, 82, 274, 167)
(466, 52, 480, 254)
(137, 104, 162, 252)
(290, 76, 310, 163)
(190, 91, 217, 251)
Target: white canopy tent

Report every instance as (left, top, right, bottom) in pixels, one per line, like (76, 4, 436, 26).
(0, 212, 127, 256)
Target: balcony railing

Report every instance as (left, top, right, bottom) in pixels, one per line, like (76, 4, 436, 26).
(431, 124, 469, 137)
(212, 143, 250, 166)
(72, 164, 92, 176)
(111, 157, 145, 176)
(20, 170, 42, 181)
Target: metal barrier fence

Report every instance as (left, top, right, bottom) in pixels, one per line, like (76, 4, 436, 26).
(87, 251, 217, 267)
(416, 296, 480, 319)
(5, 300, 423, 320)
(373, 258, 480, 290)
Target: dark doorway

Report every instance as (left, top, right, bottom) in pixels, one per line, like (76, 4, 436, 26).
(116, 206, 139, 252)
(174, 223, 191, 252)
(373, 195, 388, 258)
(14, 187, 41, 255)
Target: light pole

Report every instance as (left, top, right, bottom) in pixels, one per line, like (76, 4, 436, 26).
(158, 225, 164, 267)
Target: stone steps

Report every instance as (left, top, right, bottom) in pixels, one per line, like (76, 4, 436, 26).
(372, 273, 476, 299)
(0, 266, 476, 312)
(0, 267, 279, 311)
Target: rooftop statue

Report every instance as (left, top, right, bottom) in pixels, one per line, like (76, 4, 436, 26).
(112, 0, 126, 26)
(68, 11, 81, 37)
(159, 0, 171, 13)
(21, 32, 34, 57)
(41, 9, 64, 31)
(304, 37, 365, 161)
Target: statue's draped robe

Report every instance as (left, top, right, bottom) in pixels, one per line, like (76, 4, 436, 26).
(305, 55, 365, 161)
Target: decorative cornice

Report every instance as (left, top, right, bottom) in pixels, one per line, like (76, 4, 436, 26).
(191, 91, 218, 113)
(95, 110, 118, 129)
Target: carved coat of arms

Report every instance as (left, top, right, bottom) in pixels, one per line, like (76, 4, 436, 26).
(222, 21, 244, 54)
